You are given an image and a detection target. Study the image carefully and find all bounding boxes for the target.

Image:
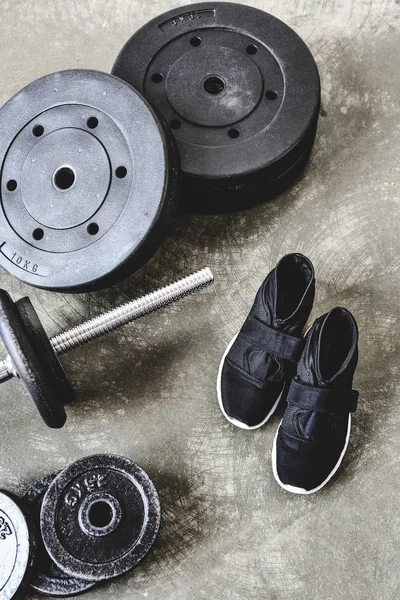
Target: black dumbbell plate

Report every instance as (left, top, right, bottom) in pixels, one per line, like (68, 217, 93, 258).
(112, 2, 320, 211)
(41, 454, 161, 582)
(0, 290, 71, 428)
(23, 473, 96, 597)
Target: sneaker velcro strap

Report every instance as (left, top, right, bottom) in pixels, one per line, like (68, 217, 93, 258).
(240, 316, 304, 362)
(287, 378, 359, 414)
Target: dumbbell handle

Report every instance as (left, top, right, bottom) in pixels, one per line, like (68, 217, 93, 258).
(0, 267, 214, 383)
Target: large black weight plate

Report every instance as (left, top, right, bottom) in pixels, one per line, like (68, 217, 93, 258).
(112, 2, 320, 212)
(0, 490, 35, 599)
(24, 473, 96, 597)
(0, 290, 67, 428)
(41, 455, 161, 582)
(0, 70, 180, 291)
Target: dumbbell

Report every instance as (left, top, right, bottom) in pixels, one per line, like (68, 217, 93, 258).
(0, 268, 213, 428)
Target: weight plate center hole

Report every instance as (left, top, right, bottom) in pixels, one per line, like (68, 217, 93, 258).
(79, 493, 122, 537)
(89, 500, 113, 528)
(203, 75, 225, 95)
(53, 166, 76, 191)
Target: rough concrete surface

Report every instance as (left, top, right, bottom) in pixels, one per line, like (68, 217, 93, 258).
(0, 0, 399, 599)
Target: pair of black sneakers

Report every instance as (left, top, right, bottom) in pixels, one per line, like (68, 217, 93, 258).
(217, 253, 359, 494)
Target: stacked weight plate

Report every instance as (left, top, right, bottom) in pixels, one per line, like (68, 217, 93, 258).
(113, 2, 321, 211)
(1, 455, 161, 598)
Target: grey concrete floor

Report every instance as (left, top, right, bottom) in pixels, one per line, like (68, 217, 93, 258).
(0, 0, 399, 598)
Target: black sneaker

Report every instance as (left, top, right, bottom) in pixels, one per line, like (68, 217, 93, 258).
(272, 307, 359, 494)
(217, 253, 315, 429)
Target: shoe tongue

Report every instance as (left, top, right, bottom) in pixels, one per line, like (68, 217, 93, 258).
(296, 317, 323, 387)
(298, 317, 352, 389)
(318, 341, 336, 386)
(246, 273, 297, 381)
(261, 270, 301, 334)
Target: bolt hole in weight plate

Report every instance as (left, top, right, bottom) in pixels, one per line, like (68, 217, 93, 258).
(40, 455, 161, 582)
(0, 490, 35, 600)
(23, 473, 96, 597)
(0, 70, 181, 291)
(112, 2, 321, 212)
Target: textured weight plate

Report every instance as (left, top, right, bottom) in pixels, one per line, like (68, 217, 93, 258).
(0, 70, 180, 291)
(112, 2, 320, 212)
(189, 121, 317, 206)
(0, 490, 35, 599)
(0, 289, 67, 428)
(24, 473, 95, 597)
(41, 455, 161, 582)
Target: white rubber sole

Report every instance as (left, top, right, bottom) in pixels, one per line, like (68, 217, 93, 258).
(216, 332, 282, 430)
(271, 414, 352, 494)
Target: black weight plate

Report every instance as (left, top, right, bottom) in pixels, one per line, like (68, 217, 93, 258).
(0, 70, 180, 292)
(189, 117, 317, 206)
(15, 297, 75, 409)
(24, 473, 96, 597)
(41, 454, 161, 582)
(112, 2, 320, 212)
(0, 290, 67, 428)
(0, 490, 35, 599)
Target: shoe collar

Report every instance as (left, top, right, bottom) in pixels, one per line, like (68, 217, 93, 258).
(315, 307, 358, 385)
(269, 253, 315, 323)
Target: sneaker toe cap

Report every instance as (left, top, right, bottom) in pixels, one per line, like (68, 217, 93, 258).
(275, 429, 344, 492)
